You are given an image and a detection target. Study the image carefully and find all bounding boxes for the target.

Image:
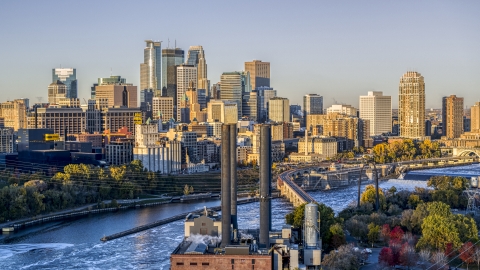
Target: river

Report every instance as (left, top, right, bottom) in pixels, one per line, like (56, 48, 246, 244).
(1, 164, 479, 269)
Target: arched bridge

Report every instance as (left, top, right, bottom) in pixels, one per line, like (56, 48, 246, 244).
(452, 147, 480, 158)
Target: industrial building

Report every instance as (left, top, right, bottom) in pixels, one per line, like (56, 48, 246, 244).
(170, 124, 322, 269)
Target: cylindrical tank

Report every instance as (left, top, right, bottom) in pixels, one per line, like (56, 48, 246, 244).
(471, 177, 479, 188)
(304, 203, 318, 248)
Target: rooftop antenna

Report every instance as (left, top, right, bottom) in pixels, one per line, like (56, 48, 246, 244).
(168, 38, 170, 48)
(110, 67, 112, 76)
(175, 39, 176, 48)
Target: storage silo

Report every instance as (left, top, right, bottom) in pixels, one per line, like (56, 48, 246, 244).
(304, 203, 319, 248)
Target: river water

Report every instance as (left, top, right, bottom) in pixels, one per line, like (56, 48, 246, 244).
(1, 164, 479, 269)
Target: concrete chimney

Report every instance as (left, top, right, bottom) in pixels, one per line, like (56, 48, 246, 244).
(259, 124, 272, 247)
(221, 124, 232, 247)
(230, 124, 238, 233)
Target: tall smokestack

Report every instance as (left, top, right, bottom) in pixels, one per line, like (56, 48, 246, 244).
(230, 124, 238, 233)
(221, 124, 232, 248)
(259, 124, 272, 248)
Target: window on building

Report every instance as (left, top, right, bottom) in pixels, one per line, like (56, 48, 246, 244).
(190, 262, 197, 266)
(176, 262, 184, 265)
(202, 262, 209, 266)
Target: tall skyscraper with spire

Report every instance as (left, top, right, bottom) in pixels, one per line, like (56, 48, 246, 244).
(399, 71, 425, 138)
(140, 40, 162, 96)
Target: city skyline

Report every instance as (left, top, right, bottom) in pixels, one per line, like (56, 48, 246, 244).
(1, 1, 479, 108)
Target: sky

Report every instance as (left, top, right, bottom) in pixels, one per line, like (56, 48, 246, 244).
(0, 0, 479, 109)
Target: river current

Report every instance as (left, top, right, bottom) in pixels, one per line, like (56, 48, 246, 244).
(1, 164, 479, 269)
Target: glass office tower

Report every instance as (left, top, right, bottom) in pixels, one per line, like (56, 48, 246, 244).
(140, 40, 162, 96)
(52, 68, 77, 98)
(162, 48, 184, 107)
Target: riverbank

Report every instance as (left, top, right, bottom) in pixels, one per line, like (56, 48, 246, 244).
(0, 198, 173, 233)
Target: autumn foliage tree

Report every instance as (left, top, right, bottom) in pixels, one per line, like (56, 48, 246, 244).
(459, 242, 475, 269)
(379, 247, 394, 266)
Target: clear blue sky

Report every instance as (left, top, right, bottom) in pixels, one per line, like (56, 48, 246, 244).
(0, 0, 479, 109)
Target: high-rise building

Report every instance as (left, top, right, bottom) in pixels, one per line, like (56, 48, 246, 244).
(140, 40, 162, 96)
(95, 76, 138, 108)
(220, 72, 244, 119)
(399, 71, 425, 138)
(359, 91, 392, 136)
(442, 95, 464, 139)
(0, 99, 27, 131)
(242, 90, 258, 121)
(245, 60, 270, 89)
(140, 89, 155, 120)
(92, 76, 128, 100)
(53, 68, 77, 98)
(303, 94, 323, 120)
(327, 104, 358, 117)
(162, 48, 185, 104)
(176, 65, 197, 121)
(186, 46, 208, 91)
(269, 97, 290, 122)
(152, 97, 174, 122)
(257, 87, 277, 122)
(471, 102, 480, 133)
(28, 107, 86, 136)
(0, 128, 14, 153)
(185, 81, 206, 122)
(207, 100, 238, 124)
(48, 80, 67, 104)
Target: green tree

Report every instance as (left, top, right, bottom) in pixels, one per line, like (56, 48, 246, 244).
(360, 185, 386, 210)
(285, 203, 335, 240)
(367, 223, 380, 247)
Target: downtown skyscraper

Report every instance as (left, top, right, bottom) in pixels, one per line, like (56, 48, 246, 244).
(140, 40, 162, 97)
(399, 71, 425, 138)
(442, 95, 464, 139)
(162, 48, 184, 107)
(52, 68, 77, 98)
(359, 91, 392, 135)
(303, 94, 323, 119)
(186, 46, 208, 91)
(245, 60, 270, 89)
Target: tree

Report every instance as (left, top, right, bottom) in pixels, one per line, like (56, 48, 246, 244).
(379, 247, 394, 266)
(380, 224, 391, 244)
(390, 226, 404, 243)
(367, 223, 380, 247)
(473, 247, 480, 269)
(416, 203, 461, 251)
(400, 243, 418, 269)
(400, 209, 415, 232)
(328, 223, 346, 249)
(459, 242, 475, 269)
(360, 185, 386, 210)
(183, 184, 191, 195)
(452, 214, 479, 243)
(285, 203, 335, 241)
(430, 251, 448, 270)
(418, 250, 431, 270)
(322, 244, 361, 270)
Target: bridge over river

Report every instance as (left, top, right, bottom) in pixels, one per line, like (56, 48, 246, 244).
(277, 164, 393, 206)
